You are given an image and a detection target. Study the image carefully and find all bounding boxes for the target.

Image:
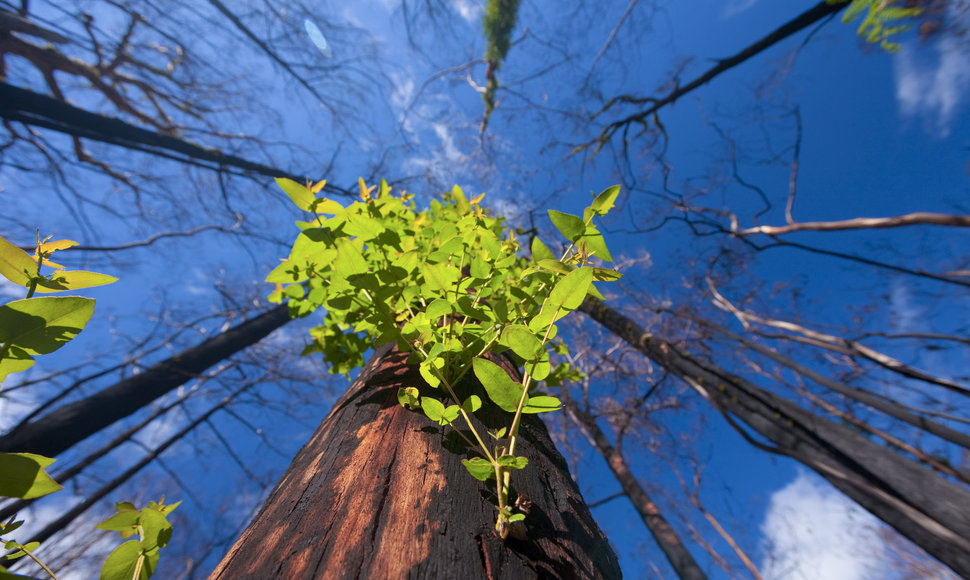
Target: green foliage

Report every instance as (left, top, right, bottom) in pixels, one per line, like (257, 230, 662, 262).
(0, 454, 62, 500)
(830, 0, 923, 52)
(0, 234, 176, 579)
(96, 499, 180, 580)
(0, 233, 116, 386)
(269, 177, 620, 536)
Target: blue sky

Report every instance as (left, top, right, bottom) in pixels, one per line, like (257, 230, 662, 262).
(1, 1, 969, 578)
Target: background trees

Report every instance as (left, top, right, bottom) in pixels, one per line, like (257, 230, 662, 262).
(1, 0, 968, 578)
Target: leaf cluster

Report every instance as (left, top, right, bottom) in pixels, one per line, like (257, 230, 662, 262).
(268, 177, 621, 535)
(830, 0, 923, 52)
(0, 234, 177, 580)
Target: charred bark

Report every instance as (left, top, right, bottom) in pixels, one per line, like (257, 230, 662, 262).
(209, 344, 621, 579)
(0, 305, 291, 457)
(579, 297, 970, 578)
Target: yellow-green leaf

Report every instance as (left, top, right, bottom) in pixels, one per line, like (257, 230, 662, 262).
(0, 235, 34, 287)
(473, 357, 523, 413)
(0, 297, 94, 355)
(0, 453, 62, 499)
(276, 177, 314, 211)
(33, 270, 118, 293)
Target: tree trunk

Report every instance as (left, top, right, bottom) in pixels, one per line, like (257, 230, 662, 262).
(0, 305, 291, 457)
(209, 344, 622, 579)
(578, 298, 970, 578)
(0, 82, 348, 196)
(566, 402, 708, 580)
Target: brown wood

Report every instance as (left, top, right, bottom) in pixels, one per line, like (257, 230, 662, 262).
(209, 344, 621, 579)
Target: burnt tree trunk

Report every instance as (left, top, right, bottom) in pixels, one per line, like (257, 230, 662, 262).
(209, 344, 622, 579)
(579, 297, 970, 578)
(0, 305, 291, 457)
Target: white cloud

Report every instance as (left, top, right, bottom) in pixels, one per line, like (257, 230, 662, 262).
(894, 36, 970, 137)
(721, 0, 758, 19)
(761, 470, 885, 580)
(453, 0, 482, 24)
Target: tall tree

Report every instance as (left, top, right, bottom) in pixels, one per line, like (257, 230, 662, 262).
(210, 344, 622, 579)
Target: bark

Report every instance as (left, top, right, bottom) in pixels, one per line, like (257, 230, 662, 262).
(0, 82, 350, 197)
(566, 403, 707, 580)
(0, 305, 291, 457)
(578, 298, 970, 578)
(209, 344, 622, 579)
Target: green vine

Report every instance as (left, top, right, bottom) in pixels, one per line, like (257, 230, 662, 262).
(268, 177, 621, 536)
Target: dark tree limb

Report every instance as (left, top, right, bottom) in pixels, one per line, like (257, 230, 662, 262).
(579, 297, 970, 578)
(0, 305, 291, 457)
(589, 0, 846, 148)
(2, 380, 255, 571)
(565, 401, 708, 580)
(0, 83, 352, 197)
(209, 344, 621, 579)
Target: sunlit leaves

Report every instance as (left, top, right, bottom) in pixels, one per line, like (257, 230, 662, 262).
(0, 235, 35, 287)
(33, 270, 118, 293)
(0, 453, 62, 499)
(0, 297, 94, 356)
(590, 184, 621, 216)
(269, 177, 621, 535)
(473, 357, 524, 413)
(97, 499, 179, 580)
(275, 178, 314, 211)
(548, 210, 585, 243)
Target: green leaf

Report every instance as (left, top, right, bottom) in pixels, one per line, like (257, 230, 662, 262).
(497, 455, 528, 469)
(276, 177, 314, 211)
(522, 395, 562, 414)
(426, 299, 452, 322)
(451, 185, 472, 214)
(97, 511, 140, 533)
(580, 227, 612, 262)
(139, 507, 172, 550)
(441, 404, 460, 424)
(461, 395, 482, 414)
(461, 457, 494, 481)
(530, 237, 555, 262)
(33, 270, 118, 293)
(501, 325, 542, 360)
(592, 268, 622, 281)
(0, 235, 34, 287)
(508, 513, 526, 522)
(99, 540, 151, 580)
(397, 386, 420, 409)
(0, 297, 95, 355)
(548, 210, 585, 243)
(420, 262, 460, 295)
(418, 360, 441, 388)
(537, 259, 573, 275)
(590, 184, 620, 216)
(333, 238, 368, 277)
(421, 397, 445, 422)
(0, 352, 34, 385)
(472, 357, 523, 413)
(3, 541, 39, 560)
(548, 266, 593, 311)
(0, 453, 62, 499)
